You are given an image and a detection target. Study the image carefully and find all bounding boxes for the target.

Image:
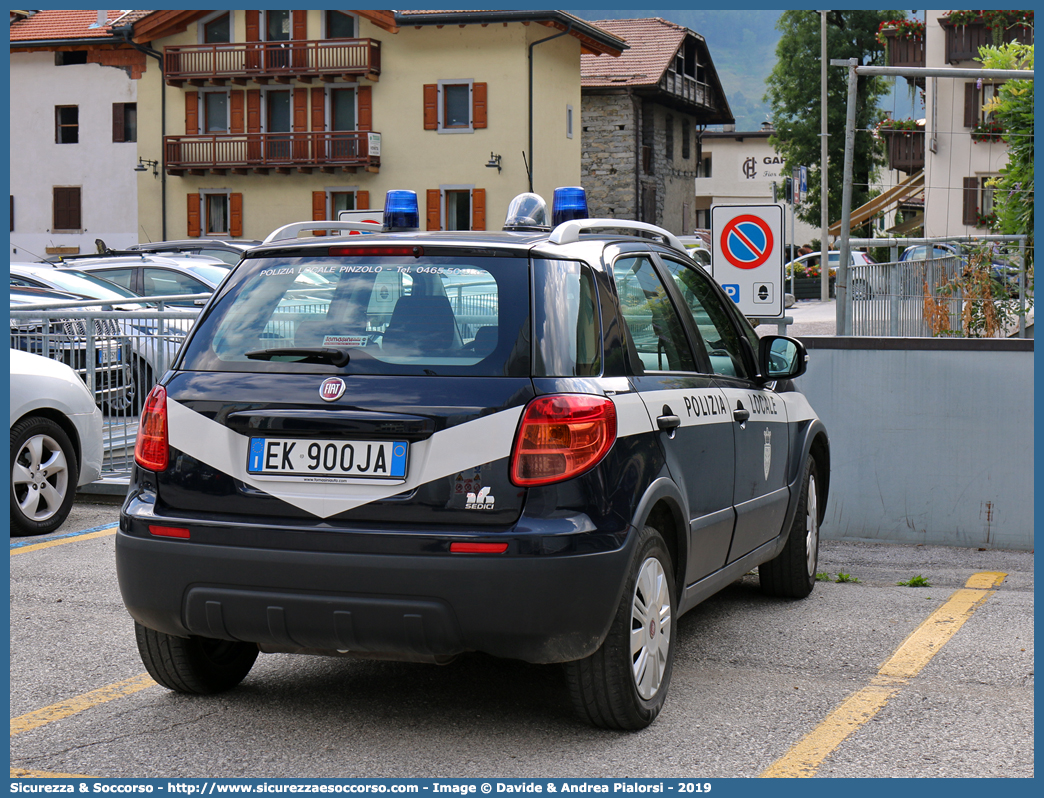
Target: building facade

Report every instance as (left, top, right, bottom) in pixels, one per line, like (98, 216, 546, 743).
(9, 10, 152, 257)
(129, 9, 623, 242)
(580, 18, 733, 235)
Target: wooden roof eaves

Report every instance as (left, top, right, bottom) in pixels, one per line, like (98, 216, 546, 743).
(130, 10, 210, 44)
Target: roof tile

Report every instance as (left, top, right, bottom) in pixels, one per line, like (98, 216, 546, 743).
(580, 18, 687, 87)
(10, 10, 149, 43)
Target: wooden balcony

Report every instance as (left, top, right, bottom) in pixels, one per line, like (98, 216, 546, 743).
(883, 129, 925, 174)
(941, 18, 1033, 64)
(659, 70, 712, 108)
(881, 28, 925, 87)
(164, 39, 381, 86)
(164, 131, 381, 175)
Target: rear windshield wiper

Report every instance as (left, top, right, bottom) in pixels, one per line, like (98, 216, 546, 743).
(245, 347, 350, 367)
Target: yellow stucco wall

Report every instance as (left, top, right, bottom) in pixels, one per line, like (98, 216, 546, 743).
(135, 12, 582, 242)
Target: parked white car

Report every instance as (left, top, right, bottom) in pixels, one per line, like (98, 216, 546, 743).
(10, 348, 103, 536)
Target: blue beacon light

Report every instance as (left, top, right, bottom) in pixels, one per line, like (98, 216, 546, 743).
(383, 190, 420, 231)
(551, 186, 589, 226)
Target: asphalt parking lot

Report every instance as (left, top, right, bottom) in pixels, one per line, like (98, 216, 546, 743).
(9, 496, 1034, 779)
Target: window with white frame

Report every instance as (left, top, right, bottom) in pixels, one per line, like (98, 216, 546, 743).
(325, 10, 357, 39)
(203, 192, 230, 235)
(200, 10, 231, 43)
(203, 91, 229, 133)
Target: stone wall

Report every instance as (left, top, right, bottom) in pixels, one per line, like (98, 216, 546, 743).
(580, 94, 638, 219)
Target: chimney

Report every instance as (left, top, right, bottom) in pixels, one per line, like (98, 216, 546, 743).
(89, 10, 109, 29)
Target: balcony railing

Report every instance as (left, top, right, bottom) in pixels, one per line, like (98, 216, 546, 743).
(883, 130, 925, 174)
(941, 18, 1033, 64)
(660, 71, 711, 107)
(164, 39, 381, 85)
(164, 131, 381, 174)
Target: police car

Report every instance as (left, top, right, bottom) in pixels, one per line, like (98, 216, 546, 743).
(116, 188, 829, 730)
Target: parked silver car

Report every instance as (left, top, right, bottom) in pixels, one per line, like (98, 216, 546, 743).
(11, 263, 193, 411)
(56, 253, 231, 307)
(124, 238, 261, 266)
(10, 348, 103, 535)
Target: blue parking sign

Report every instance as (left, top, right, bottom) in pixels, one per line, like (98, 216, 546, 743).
(723, 284, 740, 303)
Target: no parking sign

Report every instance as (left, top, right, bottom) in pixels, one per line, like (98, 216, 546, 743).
(711, 204, 784, 318)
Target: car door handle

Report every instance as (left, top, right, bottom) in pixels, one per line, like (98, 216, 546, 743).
(657, 414, 681, 432)
(733, 408, 750, 424)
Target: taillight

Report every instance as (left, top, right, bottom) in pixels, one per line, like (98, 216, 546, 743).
(510, 394, 617, 486)
(134, 385, 169, 472)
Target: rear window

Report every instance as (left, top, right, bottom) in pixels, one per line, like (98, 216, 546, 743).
(179, 254, 531, 376)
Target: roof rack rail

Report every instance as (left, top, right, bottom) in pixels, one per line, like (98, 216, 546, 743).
(262, 220, 384, 245)
(548, 218, 684, 251)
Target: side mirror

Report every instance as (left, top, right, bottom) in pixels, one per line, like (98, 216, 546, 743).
(758, 335, 807, 381)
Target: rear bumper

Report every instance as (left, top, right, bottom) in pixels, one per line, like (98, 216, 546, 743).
(116, 508, 636, 665)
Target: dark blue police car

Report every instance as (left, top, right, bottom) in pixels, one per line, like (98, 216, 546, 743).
(117, 188, 829, 729)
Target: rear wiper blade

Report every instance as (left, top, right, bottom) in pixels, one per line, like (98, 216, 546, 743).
(245, 347, 350, 367)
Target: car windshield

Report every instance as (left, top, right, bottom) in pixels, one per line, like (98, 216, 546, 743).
(184, 263, 232, 285)
(36, 269, 141, 300)
(180, 253, 535, 376)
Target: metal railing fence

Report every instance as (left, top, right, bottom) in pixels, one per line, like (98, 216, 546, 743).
(10, 297, 203, 482)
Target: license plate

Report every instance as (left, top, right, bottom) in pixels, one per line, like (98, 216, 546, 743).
(247, 437, 408, 480)
(97, 344, 122, 365)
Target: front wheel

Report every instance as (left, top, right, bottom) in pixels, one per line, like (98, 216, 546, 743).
(135, 622, 258, 694)
(565, 525, 676, 729)
(10, 416, 79, 536)
(760, 455, 820, 598)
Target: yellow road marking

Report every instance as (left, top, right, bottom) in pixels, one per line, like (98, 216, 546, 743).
(11, 674, 156, 737)
(760, 571, 1006, 778)
(11, 768, 96, 778)
(11, 527, 117, 555)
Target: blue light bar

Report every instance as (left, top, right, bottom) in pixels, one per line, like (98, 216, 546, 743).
(383, 190, 420, 231)
(551, 187, 589, 226)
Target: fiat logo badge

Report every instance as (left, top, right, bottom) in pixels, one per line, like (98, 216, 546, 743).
(319, 377, 346, 402)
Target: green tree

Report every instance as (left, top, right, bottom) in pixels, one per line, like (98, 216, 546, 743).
(978, 42, 1034, 257)
(765, 10, 902, 230)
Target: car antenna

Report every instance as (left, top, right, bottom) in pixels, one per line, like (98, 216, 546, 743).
(139, 224, 153, 243)
(14, 245, 48, 263)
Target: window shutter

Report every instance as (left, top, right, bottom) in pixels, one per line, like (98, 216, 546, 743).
(962, 177, 979, 226)
(246, 90, 261, 133)
(227, 90, 244, 134)
(423, 84, 438, 130)
(245, 10, 260, 42)
(356, 190, 369, 210)
(426, 189, 441, 230)
(185, 91, 198, 135)
(357, 86, 372, 131)
(112, 103, 125, 143)
(471, 188, 486, 231)
(230, 193, 243, 238)
(187, 193, 201, 238)
(293, 88, 308, 131)
(292, 10, 307, 39)
(964, 82, 980, 128)
(311, 87, 325, 131)
(472, 82, 487, 129)
(312, 191, 327, 236)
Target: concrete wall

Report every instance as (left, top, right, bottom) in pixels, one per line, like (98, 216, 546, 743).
(798, 337, 1033, 550)
(10, 51, 140, 257)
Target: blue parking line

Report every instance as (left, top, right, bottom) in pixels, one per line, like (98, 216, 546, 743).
(10, 522, 119, 550)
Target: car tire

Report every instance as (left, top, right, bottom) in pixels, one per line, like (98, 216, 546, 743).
(760, 456, 819, 599)
(565, 525, 676, 730)
(851, 279, 872, 300)
(10, 416, 79, 537)
(135, 622, 259, 694)
(129, 359, 153, 416)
